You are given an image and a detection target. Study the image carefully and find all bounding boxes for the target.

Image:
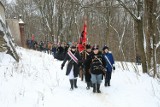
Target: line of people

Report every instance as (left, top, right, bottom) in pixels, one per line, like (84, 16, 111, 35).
(26, 39, 55, 54)
(61, 44, 115, 93)
(26, 39, 70, 60)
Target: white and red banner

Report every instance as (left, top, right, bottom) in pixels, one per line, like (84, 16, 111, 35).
(67, 50, 78, 64)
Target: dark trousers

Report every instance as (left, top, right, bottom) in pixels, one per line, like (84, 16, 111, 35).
(85, 71, 91, 83)
(105, 71, 112, 84)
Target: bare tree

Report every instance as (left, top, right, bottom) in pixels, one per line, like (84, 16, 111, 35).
(3, 0, 160, 76)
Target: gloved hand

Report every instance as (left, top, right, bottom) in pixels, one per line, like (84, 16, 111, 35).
(113, 66, 115, 70)
(61, 64, 64, 70)
(78, 60, 83, 67)
(104, 68, 107, 72)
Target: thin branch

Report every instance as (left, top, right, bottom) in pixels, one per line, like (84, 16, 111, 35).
(117, 0, 138, 21)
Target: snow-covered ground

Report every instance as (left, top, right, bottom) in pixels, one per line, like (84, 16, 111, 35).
(0, 47, 160, 107)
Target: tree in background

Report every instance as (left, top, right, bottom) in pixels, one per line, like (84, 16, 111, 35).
(3, 0, 160, 77)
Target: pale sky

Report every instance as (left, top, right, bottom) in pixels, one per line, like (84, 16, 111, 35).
(6, 0, 15, 3)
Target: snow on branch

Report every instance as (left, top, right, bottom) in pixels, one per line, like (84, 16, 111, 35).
(155, 41, 160, 49)
(116, 0, 139, 21)
(156, 15, 160, 20)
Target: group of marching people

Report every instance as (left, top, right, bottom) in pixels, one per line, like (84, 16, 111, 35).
(61, 44, 115, 93)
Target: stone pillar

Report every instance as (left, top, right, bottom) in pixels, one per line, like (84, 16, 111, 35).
(19, 15, 25, 47)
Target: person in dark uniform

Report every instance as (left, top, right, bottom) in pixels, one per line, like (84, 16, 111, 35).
(102, 45, 115, 87)
(84, 44, 92, 90)
(61, 45, 82, 90)
(86, 45, 105, 93)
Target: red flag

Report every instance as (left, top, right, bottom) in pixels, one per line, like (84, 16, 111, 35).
(31, 34, 35, 41)
(78, 21, 87, 52)
(78, 43, 84, 53)
(82, 22, 87, 44)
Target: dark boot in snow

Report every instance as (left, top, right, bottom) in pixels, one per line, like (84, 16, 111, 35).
(97, 84, 101, 93)
(86, 82, 90, 90)
(70, 79, 74, 90)
(104, 82, 107, 87)
(93, 84, 96, 93)
(90, 82, 93, 87)
(81, 75, 83, 81)
(108, 81, 110, 86)
(74, 79, 78, 88)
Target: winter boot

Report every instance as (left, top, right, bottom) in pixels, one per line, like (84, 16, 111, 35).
(69, 79, 74, 90)
(86, 82, 90, 90)
(108, 81, 110, 86)
(104, 82, 107, 87)
(90, 82, 93, 87)
(93, 84, 96, 93)
(74, 79, 78, 88)
(97, 84, 101, 93)
(81, 74, 83, 81)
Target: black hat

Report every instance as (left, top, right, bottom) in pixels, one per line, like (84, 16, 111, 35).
(71, 45, 76, 48)
(92, 44, 99, 50)
(86, 44, 91, 49)
(103, 45, 109, 51)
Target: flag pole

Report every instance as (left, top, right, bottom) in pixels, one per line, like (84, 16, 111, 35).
(84, 18, 87, 60)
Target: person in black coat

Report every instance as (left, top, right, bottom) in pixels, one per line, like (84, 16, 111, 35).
(86, 45, 106, 93)
(61, 45, 82, 90)
(56, 44, 65, 60)
(84, 44, 92, 90)
(64, 43, 69, 56)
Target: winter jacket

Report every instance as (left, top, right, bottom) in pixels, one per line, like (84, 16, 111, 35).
(86, 51, 106, 75)
(61, 50, 82, 77)
(103, 52, 115, 72)
(84, 51, 92, 70)
(83, 51, 92, 82)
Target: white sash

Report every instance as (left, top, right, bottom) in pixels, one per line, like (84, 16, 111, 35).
(67, 50, 78, 64)
(104, 55, 113, 69)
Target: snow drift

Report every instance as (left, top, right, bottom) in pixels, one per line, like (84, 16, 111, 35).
(0, 47, 160, 107)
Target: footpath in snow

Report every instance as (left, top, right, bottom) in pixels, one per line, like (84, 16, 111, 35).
(0, 47, 160, 107)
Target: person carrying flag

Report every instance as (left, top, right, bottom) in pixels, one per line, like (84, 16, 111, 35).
(61, 45, 82, 90)
(77, 21, 87, 81)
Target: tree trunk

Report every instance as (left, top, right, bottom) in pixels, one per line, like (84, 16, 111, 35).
(152, 0, 157, 77)
(136, 19, 148, 73)
(144, 0, 152, 70)
(145, 0, 157, 77)
(58, 13, 63, 42)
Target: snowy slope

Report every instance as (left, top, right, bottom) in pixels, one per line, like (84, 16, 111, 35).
(0, 47, 160, 107)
